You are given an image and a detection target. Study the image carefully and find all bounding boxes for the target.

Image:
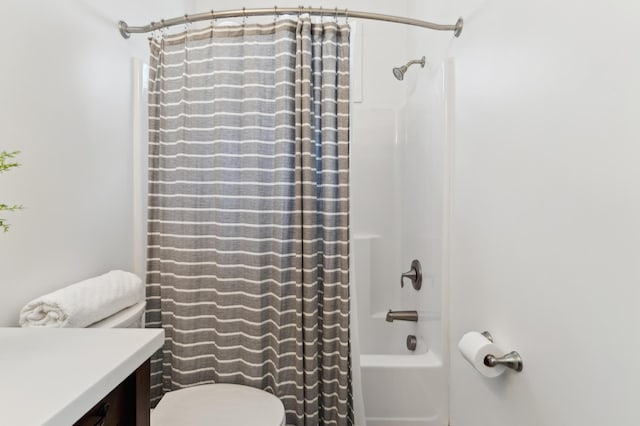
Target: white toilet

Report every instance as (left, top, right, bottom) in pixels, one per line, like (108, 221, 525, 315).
(91, 302, 287, 426)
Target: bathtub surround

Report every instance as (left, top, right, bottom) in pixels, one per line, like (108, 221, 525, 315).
(146, 18, 351, 425)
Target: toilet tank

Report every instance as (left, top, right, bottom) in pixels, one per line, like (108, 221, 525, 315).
(88, 301, 146, 328)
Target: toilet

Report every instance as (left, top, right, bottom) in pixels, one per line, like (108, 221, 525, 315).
(151, 383, 286, 426)
(91, 302, 287, 426)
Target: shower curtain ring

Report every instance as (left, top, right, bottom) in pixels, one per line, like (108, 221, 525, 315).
(274, 6, 277, 23)
(210, 10, 215, 28)
(320, 6, 324, 23)
(345, 8, 349, 23)
(298, 5, 302, 18)
(334, 7, 339, 22)
(159, 19, 167, 38)
(242, 7, 247, 25)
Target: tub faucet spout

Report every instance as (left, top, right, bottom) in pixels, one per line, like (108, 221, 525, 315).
(385, 310, 418, 322)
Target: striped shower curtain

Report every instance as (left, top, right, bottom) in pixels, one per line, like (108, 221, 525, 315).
(146, 18, 351, 425)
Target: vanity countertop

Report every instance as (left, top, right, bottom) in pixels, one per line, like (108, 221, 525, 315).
(0, 327, 164, 426)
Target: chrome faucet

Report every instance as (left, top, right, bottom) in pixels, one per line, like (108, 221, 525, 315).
(385, 310, 418, 322)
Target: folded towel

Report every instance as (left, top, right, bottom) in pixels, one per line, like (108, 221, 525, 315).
(19, 270, 145, 328)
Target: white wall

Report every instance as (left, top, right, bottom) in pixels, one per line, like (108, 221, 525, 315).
(409, 0, 640, 424)
(0, 1, 186, 326)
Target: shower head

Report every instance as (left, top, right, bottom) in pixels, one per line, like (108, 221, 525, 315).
(392, 67, 405, 80)
(392, 56, 426, 81)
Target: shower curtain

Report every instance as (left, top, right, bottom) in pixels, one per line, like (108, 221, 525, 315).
(146, 18, 351, 425)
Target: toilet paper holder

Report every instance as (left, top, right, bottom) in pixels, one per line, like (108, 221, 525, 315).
(480, 331, 523, 372)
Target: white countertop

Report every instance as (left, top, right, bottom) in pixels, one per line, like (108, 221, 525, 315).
(0, 327, 164, 426)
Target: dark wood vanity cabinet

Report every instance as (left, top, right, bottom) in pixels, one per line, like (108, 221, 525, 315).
(74, 360, 150, 426)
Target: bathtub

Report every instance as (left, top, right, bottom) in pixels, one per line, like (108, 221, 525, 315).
(352, 235, 447, 426)
(358, 312, 447, 426)
(360, 351, 446, 426)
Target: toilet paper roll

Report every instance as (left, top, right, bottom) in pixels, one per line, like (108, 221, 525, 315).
(458, 331, 506, 378)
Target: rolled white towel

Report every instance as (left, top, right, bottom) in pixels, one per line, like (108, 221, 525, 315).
(19, 270, 145, 328)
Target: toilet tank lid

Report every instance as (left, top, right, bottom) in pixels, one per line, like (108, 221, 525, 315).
(88, 301, 145, 328)
(152, 384, 286, 426)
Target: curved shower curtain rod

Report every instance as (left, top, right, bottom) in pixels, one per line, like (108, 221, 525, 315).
(118, 7, 463, 39)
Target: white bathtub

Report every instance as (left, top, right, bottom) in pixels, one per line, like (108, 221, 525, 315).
(360, 351, 447, 426)
(352, 236, 447, 426)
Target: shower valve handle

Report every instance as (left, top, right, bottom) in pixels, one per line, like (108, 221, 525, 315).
(400, 259, 422, 290)
(400, 270, 416, 287)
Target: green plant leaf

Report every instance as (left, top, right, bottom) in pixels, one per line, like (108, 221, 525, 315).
(1, 150, 22, 232)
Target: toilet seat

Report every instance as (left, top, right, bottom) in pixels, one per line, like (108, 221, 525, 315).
(151, 383, 286, 426)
